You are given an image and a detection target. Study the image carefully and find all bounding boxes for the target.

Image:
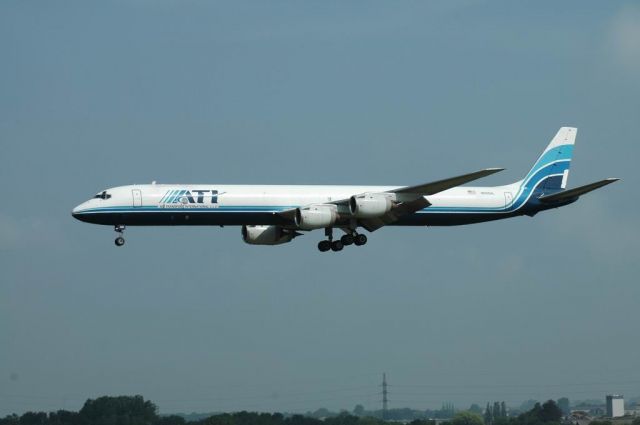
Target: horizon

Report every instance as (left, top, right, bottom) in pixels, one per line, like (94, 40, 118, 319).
(1, 392, 635, 417)
(3, 376, 638, 416)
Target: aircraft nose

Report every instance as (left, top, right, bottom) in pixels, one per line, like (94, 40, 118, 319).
(71, 204, 85, 219)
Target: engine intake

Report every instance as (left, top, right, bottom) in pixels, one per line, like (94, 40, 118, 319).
(349, 193, 393, 218)
(242, 225, 294, 245)
(294, 205, 338, 230)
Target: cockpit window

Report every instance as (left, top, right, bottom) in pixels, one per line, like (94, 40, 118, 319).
(94, 191, 111, 200)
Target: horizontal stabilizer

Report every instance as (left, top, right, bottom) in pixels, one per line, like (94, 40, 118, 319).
(392, 168, 505, 195)
(538, 178, 619, 203)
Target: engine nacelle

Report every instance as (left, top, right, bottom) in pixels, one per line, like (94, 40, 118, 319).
(242, 225, 294, 245)
(294, 204, 338, 230)
(349, 193, 394, 218)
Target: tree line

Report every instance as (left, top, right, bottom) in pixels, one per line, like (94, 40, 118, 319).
(0, 395, 620, 425)
(0, 396, 402, 425)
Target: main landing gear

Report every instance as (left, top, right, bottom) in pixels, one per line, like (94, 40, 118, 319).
(114, 225, 126, 247)
(317, 228, 367, 252)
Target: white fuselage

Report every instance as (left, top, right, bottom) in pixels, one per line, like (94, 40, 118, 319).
(72, 182, 525, 229)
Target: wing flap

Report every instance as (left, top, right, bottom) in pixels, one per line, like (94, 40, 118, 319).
(538, 178, 619, 203)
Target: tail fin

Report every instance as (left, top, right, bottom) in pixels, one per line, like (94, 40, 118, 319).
(521, 127, 577, 194)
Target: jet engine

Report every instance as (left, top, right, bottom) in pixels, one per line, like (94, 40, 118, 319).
(349, 193, 394, 218)
(294, 205, 338, 230)
(242, 225, 295, 245)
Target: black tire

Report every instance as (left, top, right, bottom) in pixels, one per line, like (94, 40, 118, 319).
(115, 237, 125, 247)
(331, 240, 344, 251)
(340, 234, 354, 246)
(318, 240, 331, 252)
(354, 234, 367, 246)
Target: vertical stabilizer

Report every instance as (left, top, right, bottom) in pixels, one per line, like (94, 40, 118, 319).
(522, 127, 576, 193)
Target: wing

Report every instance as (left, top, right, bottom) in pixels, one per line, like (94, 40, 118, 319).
(278, 168, 504, 231)
(357, 168, 504, 231)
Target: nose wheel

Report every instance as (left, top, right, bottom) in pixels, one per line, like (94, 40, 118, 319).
(114, 225, 126, 247)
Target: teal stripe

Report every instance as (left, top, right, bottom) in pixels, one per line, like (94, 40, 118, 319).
(159, 190, 170, 203)
(524, 145, 573, 181)
(168, 189, 180, 203)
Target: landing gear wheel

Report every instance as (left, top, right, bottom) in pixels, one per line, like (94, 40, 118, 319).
(114, 224, 126, 247)
(331, 240, 344, 252)
(354, 234, 367, 246)
(340, 234, 354, 246)
(318, 240, 331, 252)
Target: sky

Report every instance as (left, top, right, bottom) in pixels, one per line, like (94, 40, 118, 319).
(1, 0, 639, 417)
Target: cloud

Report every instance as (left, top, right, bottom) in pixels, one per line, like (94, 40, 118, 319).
(609, 4, 640, 71)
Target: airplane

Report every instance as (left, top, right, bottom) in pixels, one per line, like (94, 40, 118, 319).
(72, 127, 618, 252)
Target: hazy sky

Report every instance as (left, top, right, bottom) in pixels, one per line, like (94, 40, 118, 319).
(1, 0, 639, 417)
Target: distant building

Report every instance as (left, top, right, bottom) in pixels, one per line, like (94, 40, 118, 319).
(606, 395, 624, 418)
(625, 408, 640, 417)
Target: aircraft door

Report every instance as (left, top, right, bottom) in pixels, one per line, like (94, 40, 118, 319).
(504, 191, 513, 208)
(132, 189, 142, 207)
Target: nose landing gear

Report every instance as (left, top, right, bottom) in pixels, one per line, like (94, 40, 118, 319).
(114, 225, 126, 247)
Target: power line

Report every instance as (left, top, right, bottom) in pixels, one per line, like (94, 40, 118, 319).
(393, 379, 640, 389)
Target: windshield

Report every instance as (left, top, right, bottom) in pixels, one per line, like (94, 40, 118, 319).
(94, 191, 111, 200)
